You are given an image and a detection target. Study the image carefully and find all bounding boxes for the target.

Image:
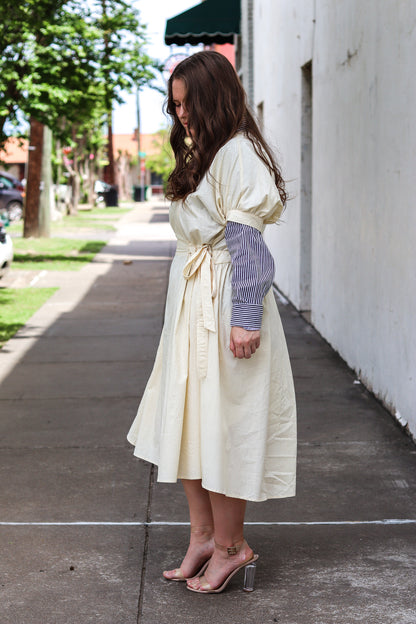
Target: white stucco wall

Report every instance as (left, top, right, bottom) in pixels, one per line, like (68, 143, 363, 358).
(250, 0, 416, 436)
(253, 0, 315, 307)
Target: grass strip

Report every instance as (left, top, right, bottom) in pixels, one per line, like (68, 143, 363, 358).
(86, 207, 132, 216)
(12, 238, 106, 271)
(52, 206, 131, 230)
(51, 217, 116, 231)
(7, 205, 132, 236)
(0, 287, 58, 348)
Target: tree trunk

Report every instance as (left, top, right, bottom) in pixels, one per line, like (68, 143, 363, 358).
(39, 125, 52, 237)
(101, 0, 116, 189)
(55, 137, 62, 187)
(0, 117, 7, 148)
(24, 118, 44, 238)
(86, 156, 95, 205)
(69, 155, 80, 214)
(117, 151, 129, 200)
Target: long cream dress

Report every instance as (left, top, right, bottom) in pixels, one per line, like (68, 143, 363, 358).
(127, 134, 297, 502)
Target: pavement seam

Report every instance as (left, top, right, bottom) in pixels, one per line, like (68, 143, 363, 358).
(136, 463, 155, 624)
(1, 519, 415, 526)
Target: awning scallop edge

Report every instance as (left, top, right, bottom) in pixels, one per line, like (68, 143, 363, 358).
(165, 0, 240, 46)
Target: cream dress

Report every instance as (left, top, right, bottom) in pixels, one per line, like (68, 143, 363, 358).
(127, 134, 296, 502)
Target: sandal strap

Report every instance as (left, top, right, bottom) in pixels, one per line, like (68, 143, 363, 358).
(214, 539, 245, 556)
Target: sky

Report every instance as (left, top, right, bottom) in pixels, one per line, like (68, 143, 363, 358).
(113, 0, 202, 135)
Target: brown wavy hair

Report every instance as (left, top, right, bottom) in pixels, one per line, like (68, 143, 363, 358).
(165, 51, 286, 204)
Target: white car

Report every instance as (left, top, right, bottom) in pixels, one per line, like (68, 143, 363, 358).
(0, 220, 13, 278)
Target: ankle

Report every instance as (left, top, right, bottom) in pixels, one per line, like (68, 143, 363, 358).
(190, 525, 214, 537)
(189, 526, 214, 547)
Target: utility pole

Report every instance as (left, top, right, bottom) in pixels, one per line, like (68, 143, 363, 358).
(136, 87, 145, 201)
(107, 108, 116, 186)
(24, 118, 44, 238)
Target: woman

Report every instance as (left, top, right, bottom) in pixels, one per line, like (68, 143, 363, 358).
(127, 51, 296, 594)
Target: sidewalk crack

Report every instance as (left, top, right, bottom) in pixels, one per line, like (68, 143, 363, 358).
(136, 463, 154, 624)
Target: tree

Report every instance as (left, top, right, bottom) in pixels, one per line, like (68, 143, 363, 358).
(0, 0, 161, 233)
(145, 129, 175, 192)
(0, 1, 106, 233)
(92, 0, 161, 186)
(0, 1, 97, 148)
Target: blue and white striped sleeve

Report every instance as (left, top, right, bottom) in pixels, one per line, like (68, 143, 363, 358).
(224, 220, 275, 331)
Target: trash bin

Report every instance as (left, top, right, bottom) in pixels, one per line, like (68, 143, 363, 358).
(104, 185, 118, 207)
(133, 186, 148, 202)
(133, 185, 142, 202)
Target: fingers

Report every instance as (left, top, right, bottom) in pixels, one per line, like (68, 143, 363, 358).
(230, 337, 236, 358)
(235, 344, 251, 359)
(230, 327, 261, 359)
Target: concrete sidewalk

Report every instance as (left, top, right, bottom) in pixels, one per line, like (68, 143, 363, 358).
(0, 201, 415, 624)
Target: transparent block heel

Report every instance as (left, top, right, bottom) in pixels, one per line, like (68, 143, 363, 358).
(243, 562, 257, 592)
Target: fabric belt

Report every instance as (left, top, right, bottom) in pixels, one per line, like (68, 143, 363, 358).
(176, 241, 231, 379)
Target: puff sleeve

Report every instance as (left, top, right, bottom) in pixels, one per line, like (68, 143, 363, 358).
(210, 135, 283, 330)
(212, 134, 284, 230)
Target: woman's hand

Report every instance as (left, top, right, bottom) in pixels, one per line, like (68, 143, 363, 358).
(230, 326, 261, 359)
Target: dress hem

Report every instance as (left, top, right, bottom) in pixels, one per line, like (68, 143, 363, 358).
(128, 442, 296, 503)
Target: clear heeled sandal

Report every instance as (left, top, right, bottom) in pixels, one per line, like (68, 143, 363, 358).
(186, 540, 259, 594)
(163, 558, 210, 582)
(163, 525, 214, 581)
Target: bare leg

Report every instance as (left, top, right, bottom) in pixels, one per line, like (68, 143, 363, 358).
(186, 491, 253, 591)
(182, 479, 214, 528)
(209, 491, 246, 544)
(163, 479, 214, 579)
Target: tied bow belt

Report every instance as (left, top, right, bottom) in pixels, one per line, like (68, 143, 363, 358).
(176, 240, 231, 379)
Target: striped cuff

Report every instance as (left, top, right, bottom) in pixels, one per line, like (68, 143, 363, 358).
(231, 303, 263, 331)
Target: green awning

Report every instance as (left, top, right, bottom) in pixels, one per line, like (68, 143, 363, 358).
(165, 0, 240, 46)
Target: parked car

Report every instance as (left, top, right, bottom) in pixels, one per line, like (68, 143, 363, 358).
(0, 219, 13, 278)
(0, 170, 24, 221)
